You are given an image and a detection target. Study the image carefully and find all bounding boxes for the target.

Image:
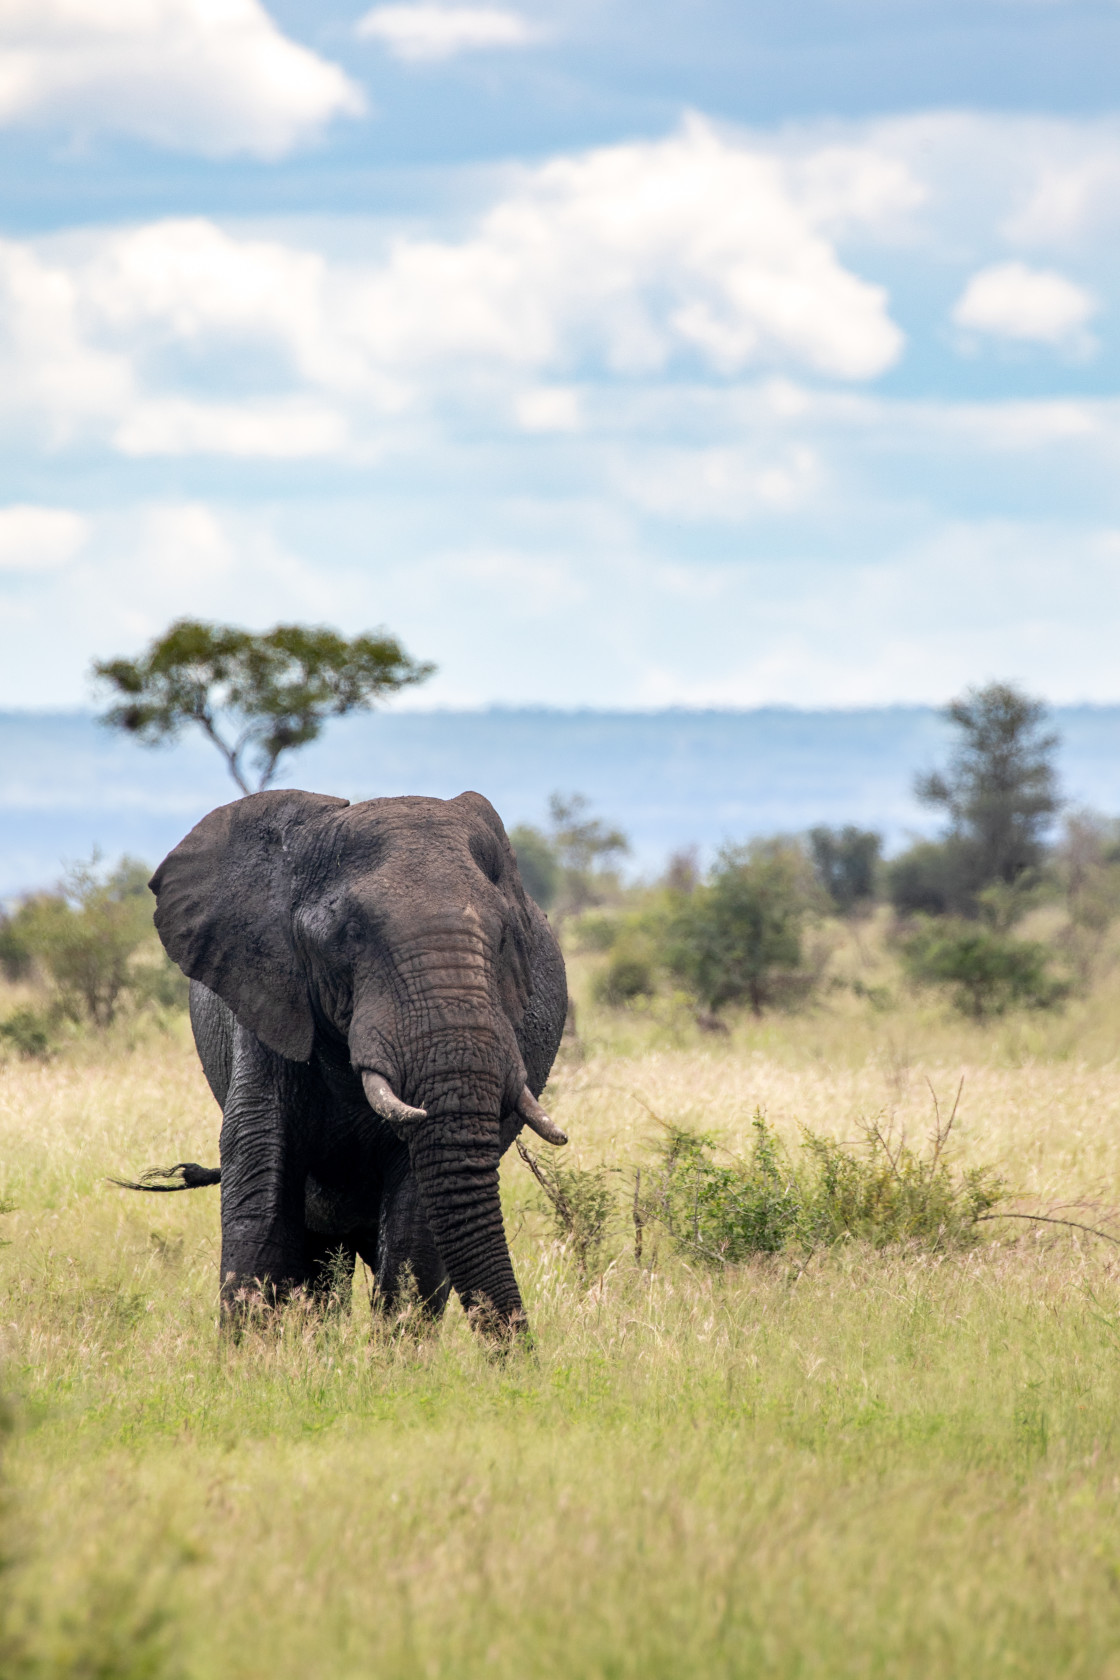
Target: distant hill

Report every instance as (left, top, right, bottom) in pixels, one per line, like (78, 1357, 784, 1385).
(2, 706, 1119, 896)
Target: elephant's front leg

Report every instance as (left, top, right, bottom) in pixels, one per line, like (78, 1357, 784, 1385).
(219, 1024, 317, 1312)
(361, 1148, 450, 1320)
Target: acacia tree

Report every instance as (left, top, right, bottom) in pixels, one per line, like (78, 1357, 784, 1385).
(93, 619, 434, 794)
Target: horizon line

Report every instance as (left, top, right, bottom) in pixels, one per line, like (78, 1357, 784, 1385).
(5, 700, 1120, 721)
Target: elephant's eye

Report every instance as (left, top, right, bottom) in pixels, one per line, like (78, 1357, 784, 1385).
(470, 835, 503, 884)
(341, 918, 363, 946)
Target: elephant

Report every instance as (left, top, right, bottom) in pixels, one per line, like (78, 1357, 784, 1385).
(122, 787, 568, 1338)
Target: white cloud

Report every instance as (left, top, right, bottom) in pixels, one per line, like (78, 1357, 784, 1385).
(112, 397, 348, 458)
(1003, 157, 1120, 246)
(424, 548, 583, 618)
(0, 238, 134, 444)
(401, 114, 905, 381)
(952, 262, 1097, 345)
(0, 120, 908, 459)
(515, 386, 582, 431)
(0, 505, 87, 573)
(12, 112, 1120, 712)
(790, 144, 926, 237)
(262, 115, 906, 382)
(609, 442, 820, 520)
(0, 502, 344, 707)
(0, 0, 364, 157)
(356, 4, 538, 61)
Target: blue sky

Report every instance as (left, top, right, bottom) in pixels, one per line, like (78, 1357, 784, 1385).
(1, 0, 1119, 710)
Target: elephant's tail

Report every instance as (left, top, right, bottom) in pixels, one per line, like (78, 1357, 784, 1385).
(109, 1162, 222, 1192)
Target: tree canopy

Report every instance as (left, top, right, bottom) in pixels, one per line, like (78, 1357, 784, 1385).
(0, 855, 178, 1032)
(665, 840, 814, 1016)
(808, 825, 882, 915)
(889, 682, 1061, 918)
(509, 793, 630, 916)
(916, 682, 1060, 887)
(547, 793, 629, 914)
(93, 619, 434, 794)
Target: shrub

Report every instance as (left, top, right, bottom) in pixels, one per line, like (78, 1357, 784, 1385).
(128, 955, 191, 1013)
(665, 840, 816, 1017)
(589, 915, 663, 1008)
(642, 1118, 801, 1259)
(902, 919, 1069, 1020)
(510, 796, 631, 918)
(0, 1006, 60, 1061)
(3, 855, 178, 1030)
(887, 837, 974, 917)
(639, 1110, 1003, 1265)
(594, 945, 658, 1007)
(662, 847, 700, 894)
(18, 858, 153, 1028)
(1059, 811, 1120, 933)
(0, 913, 34, 982)
(517, 1141, 618, 1278)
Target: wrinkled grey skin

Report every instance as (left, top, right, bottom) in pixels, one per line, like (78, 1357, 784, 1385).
(150, 788, 567, 1335)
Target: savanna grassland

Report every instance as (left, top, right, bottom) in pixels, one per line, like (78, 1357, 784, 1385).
(4, 918, 1120, 1679)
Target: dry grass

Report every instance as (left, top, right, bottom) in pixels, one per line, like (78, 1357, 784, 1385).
(4, 943, 1120, 1676)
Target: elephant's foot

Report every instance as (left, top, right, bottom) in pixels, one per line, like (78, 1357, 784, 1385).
(219, 1272, 288, 1339)
(219, 1258, 351, 1338)
(368, 1259, 451, 1338)
(464, 1295, 532, 1349)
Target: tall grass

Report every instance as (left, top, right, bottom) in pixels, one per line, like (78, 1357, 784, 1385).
(4, 962, 1120, 1675)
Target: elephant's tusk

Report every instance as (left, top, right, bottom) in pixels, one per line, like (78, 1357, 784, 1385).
(361, 1070, 428, 1128)
(517, 1086, 568, 1147)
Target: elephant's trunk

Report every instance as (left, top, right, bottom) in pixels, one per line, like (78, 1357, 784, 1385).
(407, 1111, 524, 1331)
(354, 914, 527, 1332)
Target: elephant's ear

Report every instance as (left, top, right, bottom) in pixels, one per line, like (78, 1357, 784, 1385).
(149, 789, 349, 1063)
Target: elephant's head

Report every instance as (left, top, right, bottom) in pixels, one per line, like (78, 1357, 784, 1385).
(149, 788, 566, 1334)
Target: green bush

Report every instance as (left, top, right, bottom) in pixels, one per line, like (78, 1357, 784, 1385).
(594, 946, 657, 1007)
(0, 1007, 61, 1061)
(2, 855, 181, 1031)
(129, 955, 191, 1013)
(589, 914, 662, 1007)
(665, 840, 816, 1017)
(511, 796, 631, 920)
(639, 1113, 1003, 1264)
(0, 913, 34, 982)
(517, 1141, 618, 1278)
(886, 837, 974, 917)
(902, 919, 1069, 1020)
(16, 858, 153, 1028)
